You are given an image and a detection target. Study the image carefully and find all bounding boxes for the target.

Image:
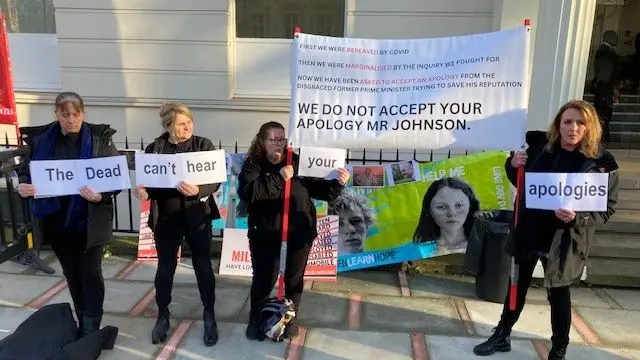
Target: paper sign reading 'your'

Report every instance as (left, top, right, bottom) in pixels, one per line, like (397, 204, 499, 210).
(298, 146, 346, 179)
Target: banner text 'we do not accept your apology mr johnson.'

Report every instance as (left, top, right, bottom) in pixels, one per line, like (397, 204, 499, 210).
(287, 26, 529, 152)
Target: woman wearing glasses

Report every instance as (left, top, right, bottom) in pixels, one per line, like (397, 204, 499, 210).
(237, 121, 350, 341)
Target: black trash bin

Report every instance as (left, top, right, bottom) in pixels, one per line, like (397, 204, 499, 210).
(463, 210, 513, 303)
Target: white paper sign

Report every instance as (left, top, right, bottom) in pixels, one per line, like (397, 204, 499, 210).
(525, 172, 609, 212)
(135, 150, 228, 188)
(182, 150, 228, 185)
(30, 155, 131, 197)
(288, 26, 530, 151)
(298, 146, 346, 178)
(135, 153, 181, 188)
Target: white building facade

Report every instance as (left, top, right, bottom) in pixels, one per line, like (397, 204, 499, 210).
(3, 0, 628, 152)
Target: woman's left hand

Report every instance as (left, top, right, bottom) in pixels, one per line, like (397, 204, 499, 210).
(79, 185, 103, 203)
(178, 181, 199, 197)
(554, 208, 576, 223)
(336, 168, 351, 186)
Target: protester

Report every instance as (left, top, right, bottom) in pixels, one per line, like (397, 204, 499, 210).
(472, 100, 619, 360)
(237, 121, 349, 340)
(133, 102, 222, 347)
(16, 92, 120, 337)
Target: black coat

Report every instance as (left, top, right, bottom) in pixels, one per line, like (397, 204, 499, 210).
(144, 133, 222, 229)
(19, 122, 120, 248)
(0, 303, 118, 360)
(237, 152, 344, 247)
(506, 131, 620, 287)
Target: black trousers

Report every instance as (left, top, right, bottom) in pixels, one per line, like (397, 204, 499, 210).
(154, 221, 216, 313)
(248, 240, 312, 320)
(498, 255, 572, 348)
(48, 228, 105, 319)
(593, 84, 614, 144)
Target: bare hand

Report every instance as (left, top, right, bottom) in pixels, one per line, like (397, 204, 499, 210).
(554, 208, 576, 223)
(280, 165, 294, 182)
(134, 184, 149, 200)
(17, 183, 36, 198)
(336, 168, 350, 186)
(79, 185, 103, 203)
(177, 181, 199, 197)
(510, 151, 527, 168)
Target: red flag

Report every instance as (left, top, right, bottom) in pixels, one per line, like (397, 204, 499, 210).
(0, 13, 19, 145)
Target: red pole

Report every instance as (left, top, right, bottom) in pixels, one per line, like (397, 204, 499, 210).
(277, 25, 301, 301)
(508, 18, 530, 312)
(0, 13, 20, 144)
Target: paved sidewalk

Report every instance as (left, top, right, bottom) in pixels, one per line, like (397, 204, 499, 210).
(1, 251, 640, 359)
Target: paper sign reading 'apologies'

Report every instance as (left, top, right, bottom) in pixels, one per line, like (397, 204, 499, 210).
(30, 155, 131, 197)
(525, 172, 609, 212)
(298, 146, 346, 178)
(135, 150, 227, 188)
(287, 26, 529, 151)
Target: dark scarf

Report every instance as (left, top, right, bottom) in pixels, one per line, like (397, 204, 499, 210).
(30, 122, 93, 231)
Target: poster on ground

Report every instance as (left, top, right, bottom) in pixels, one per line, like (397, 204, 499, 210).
(288, 26, 529, 151)
(219, 215, 339, 281)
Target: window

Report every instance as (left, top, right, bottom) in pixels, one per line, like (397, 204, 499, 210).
(0, 0, 56, 34)
(236, 0, 345, 38)
(0, 0, 61, 92)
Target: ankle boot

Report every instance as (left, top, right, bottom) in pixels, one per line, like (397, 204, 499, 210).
(283, 319, 299, 339)
(81, 315, 102, 337)
(203, 311, 219, 347)
(151, 310, 170, 344)
(245, 312, 265, 341)
(473, 326, 511, 356)
(548, 345, 567, 360)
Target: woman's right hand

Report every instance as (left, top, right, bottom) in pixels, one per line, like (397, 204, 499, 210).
(510, 151, 527, 168)
(17, 183, 36, 198)
(134, 184, 149, 200)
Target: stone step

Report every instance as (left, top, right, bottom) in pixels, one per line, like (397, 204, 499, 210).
(617, 189, 640, 209)
(609, 112, 640, 123)
(590, 232, 640, 259)
(585, 257, 640, 287)
(584, 93, 640, 104)
(598, 209, 640, 233)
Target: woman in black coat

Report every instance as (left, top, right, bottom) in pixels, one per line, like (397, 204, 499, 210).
(472, 100, 619, 360)
(237, 121, 350, 341)
(17, 92, 120, 337)
(134, 102, 222, 347)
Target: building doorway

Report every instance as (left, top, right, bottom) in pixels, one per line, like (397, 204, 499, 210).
(584, 0, 640, 149)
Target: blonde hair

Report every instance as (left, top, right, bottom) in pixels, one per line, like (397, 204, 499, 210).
(159, 102, 193, 131)
(545, 99, 602, 159)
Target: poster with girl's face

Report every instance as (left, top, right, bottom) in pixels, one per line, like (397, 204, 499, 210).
(329, 151, 513, 272)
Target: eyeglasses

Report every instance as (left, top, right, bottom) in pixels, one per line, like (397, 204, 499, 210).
(265, 138, 288, 145)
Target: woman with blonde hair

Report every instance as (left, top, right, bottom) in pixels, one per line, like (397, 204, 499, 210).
(472, 100, 619, 360)
(134, 103, 222, 347)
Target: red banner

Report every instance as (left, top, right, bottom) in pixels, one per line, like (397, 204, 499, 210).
(0, 13, 19, 145)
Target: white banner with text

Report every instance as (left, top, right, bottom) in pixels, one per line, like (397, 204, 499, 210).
(30, 155, 131, 197)
(288, 25, 529, 151)
(135, 150, 227, 188)
(525, 172, 609, 212)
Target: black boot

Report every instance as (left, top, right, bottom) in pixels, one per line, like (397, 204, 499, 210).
(151, 310, 170, 344)
(81, 315, 102, 337)
(245, 311, 265, 341)
(203, 311, 219, 347)
(548, 345, 567, 360)
(473, 326, 511, 356)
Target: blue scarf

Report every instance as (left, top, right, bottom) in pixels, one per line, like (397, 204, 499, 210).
(30, 122, 93, 231)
